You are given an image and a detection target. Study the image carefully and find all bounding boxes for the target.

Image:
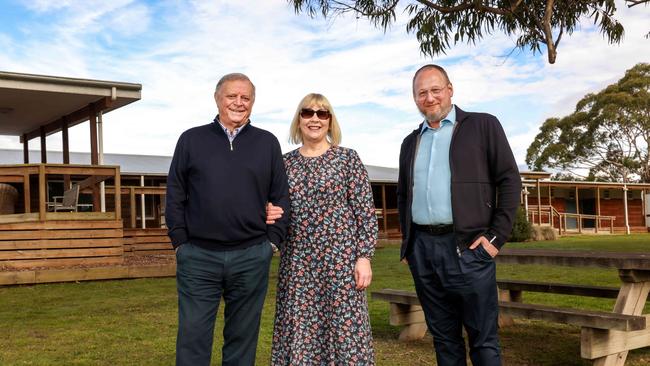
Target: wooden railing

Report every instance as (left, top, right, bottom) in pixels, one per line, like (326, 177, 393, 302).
(527, 205, 563, 232)
(375, 208, 400, 239)
(0, 164, 121, 222)
(103, 186, 171, 255)
(527, 205, 615, 234)
(559, 213, 615, 234)
(104, 186, 166, 229)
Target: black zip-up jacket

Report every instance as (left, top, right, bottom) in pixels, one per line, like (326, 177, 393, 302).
(397, 107, 521, 259)
(165, 118, 289, 251)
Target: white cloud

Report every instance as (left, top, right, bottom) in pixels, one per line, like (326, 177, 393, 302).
(105, 3, 151, 37)
(20, 0, 75, 12)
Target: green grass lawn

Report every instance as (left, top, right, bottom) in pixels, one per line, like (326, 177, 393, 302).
(0, 234, 649, 365)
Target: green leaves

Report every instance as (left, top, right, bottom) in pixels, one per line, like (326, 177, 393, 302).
(287, 0, 640, 64)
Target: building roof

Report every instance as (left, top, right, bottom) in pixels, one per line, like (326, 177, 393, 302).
(0, 71, 141, 139)
(520, 171, 552, 180)
(365, 165, 398, 183)
(5, 149, 648, 189)
(0, 149, 399, 182)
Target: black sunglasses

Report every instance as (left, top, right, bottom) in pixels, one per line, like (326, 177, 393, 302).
(300, 108, 330, 120)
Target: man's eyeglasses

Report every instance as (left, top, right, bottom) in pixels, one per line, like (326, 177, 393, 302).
(417, 85, 450, 100)
(300, 108, 331, 120)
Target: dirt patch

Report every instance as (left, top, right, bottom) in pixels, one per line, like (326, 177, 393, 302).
(124, 254, 176, 266)
(0, 254, 176, 272)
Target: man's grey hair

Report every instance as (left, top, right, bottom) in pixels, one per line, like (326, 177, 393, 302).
(412, 64, 451, 95)
(215, 73, 256, 98)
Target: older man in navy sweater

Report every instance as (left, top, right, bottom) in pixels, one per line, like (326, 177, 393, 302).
(166, 73, 289, 366)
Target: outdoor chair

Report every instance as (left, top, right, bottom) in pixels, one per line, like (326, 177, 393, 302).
(51, 184, 93, 212)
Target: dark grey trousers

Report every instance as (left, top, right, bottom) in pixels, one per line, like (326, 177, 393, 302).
(407, 230, 501, 366)
(175, 240, 273, 366)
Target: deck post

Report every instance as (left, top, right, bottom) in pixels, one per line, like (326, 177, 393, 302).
(89, 104, 100, 212)
(548, 184, 553, 227)
(62, 118, 71, 190)
(575, 186, 581, 233)
(623, 184, 630, 235)
(39, 126, 47, 163)
(98, 111, 106, 212)
(38, 164, 46, 221)
(596, 187, 600, 233)
(140, 176, 146, 229)
(114, 167, 121, 220)
(22, 134, 29, 163)
(23, 173, 30, 213)
(537, 179, 541, 226)
(130, 187, 136, 228)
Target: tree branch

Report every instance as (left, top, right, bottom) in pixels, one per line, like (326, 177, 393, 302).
(626, 0, 650, 7)
(543, 0, 557, 63)
(414, 0, 524, 16)
(330, 0, 399, 17)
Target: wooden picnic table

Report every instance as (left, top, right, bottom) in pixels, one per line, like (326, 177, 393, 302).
(373, 248, 649, 365)
(495, 248, 650, 366)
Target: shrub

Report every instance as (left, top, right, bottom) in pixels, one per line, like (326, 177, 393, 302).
(531, 226, 539, 241)
(541, 226, 558, 240)
(510, 206, 533, 242)
(531, 225, 558, 241)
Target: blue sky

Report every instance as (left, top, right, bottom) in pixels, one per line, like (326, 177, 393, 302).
(0, 0, 648, 168)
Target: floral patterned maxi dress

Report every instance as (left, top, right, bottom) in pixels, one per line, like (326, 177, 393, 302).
(271, 146, 378, 365)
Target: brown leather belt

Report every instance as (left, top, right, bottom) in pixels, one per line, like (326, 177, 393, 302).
(412, 223, 454, 235)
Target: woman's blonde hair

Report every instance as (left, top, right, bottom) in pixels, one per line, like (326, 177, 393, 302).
(289, 93, 342, 145)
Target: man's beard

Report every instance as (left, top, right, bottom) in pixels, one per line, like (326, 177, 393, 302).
(419, 109, 446, 123)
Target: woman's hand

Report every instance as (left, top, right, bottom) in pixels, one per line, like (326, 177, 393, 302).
(354, 257, 372, 290)
(265, 202, 284, 224)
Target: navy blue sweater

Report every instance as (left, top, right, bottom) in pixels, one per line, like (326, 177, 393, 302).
(165, 120, 289, 250)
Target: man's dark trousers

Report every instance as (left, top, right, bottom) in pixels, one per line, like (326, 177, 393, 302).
(175, 240, 273, 366)
(407, 229, 501, 366)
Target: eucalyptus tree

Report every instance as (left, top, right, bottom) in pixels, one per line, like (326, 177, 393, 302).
(289, 0, 648, 64)
(526, 63, 650, 182)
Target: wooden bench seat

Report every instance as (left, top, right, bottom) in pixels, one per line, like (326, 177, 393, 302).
(372, 289, 427, 341)
(497, 279, 619, 298)
(494, 248, 650, 365)
(371, 286, 647, 341)
(372, 280, 620, 306)
(499, 301, 646, 331)
(372, 288, 420, 305)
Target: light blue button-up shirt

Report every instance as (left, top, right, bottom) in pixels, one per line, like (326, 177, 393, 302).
(411, 105, 456, 225)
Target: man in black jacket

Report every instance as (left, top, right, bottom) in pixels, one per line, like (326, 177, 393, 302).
(166, 73, 289, 366)
(397, 64, 521, 366)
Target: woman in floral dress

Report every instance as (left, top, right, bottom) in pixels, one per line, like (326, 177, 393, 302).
(270, 93, 378, 365)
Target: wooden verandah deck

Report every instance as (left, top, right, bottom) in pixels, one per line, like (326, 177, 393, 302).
(0, 163, 172, 274)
